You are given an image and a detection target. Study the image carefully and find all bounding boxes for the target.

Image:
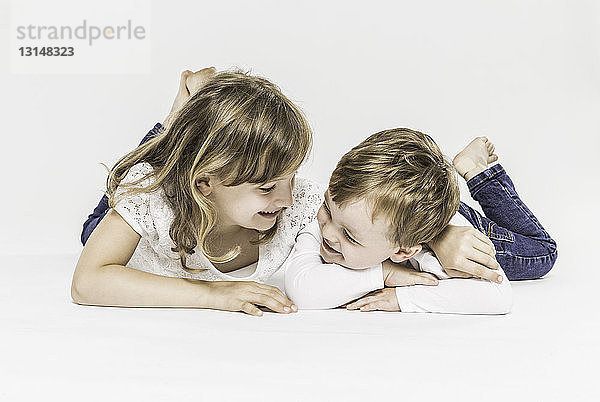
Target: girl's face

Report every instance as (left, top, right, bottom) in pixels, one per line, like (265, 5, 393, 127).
(199, 173, 296, 232)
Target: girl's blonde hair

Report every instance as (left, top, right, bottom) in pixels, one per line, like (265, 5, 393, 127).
(106, 70, 312, 270)
(329, 128, 459, 249)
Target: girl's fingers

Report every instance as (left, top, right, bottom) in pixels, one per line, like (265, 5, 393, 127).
(248, 292, 292, 314)
(252, 283, 295, 308)
(240, 301, 263, 317)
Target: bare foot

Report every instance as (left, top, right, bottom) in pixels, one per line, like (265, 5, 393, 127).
(185, 67, 217, 96)
(453, 137, 499, 181)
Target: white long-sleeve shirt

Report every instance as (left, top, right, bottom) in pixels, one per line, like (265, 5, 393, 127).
(284, 213, 513, 315)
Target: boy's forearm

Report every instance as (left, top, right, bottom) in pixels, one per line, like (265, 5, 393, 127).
(72, 263, 210, 308)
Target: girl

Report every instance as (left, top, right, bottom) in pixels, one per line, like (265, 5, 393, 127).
(72, 68, 502, 316)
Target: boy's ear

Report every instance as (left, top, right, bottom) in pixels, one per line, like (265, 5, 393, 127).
(195, 176, 213, 197)
(389, 244, 423, 263)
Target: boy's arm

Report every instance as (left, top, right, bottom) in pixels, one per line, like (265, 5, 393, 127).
(283, 221, 384, 309)
(388, 249, 512, 314)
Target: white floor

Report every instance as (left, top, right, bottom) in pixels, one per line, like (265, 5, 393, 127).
(1, 254, 598, 402)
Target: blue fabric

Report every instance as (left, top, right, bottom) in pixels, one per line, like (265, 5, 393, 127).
(457, 164, 558, 280)
(80, 122, 163, 245)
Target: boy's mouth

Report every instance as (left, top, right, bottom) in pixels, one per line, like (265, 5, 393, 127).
(322, 238, 342, 255)
(258, 209, 282, 219)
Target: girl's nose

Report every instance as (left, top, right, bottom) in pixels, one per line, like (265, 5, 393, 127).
(275, 180, 294, 208)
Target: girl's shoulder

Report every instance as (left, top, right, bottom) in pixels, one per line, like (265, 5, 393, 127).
(112, 162, 173, 239)
(291, 176, 326, 215)
(119, 162, 155, 187)
(277, 176, 325, 235)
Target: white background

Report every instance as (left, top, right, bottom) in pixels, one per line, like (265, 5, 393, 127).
(1, 1, 599, 401)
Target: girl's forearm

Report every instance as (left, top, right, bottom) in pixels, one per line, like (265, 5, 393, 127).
(71, 263, 211, 308)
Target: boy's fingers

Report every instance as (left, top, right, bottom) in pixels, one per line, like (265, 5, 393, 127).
(470, 247, 500, 270)
(416, 272, 439, 286)
(459, 260, 503, 283)
(472, 230, 496, 253)
(347, 297, 375, 310)
(360, 301, 384, 311)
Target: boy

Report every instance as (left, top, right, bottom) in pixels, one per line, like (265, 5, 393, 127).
(284, 129, 556, 314)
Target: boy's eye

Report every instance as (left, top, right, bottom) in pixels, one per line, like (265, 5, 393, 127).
(259, 185, 276, 193)
(343, 229, 358, 244)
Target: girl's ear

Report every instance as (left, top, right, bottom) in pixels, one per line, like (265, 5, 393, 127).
(195, 176, 213, 196)
(389, 244, 422, 263)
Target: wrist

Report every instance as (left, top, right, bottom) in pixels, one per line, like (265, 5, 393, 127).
(428, 224, 453, 252)
(381, 260, 391, 283)
(193, 280, 214, 309)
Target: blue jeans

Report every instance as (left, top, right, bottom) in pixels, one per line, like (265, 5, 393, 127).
(457, 164, 558, 280)
(80, 123, 163, 245)
(81, 124, 558, 281)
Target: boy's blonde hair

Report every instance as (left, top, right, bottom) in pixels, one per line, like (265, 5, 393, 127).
(106, 70, 312, 270)
(328, 128, 459, 249)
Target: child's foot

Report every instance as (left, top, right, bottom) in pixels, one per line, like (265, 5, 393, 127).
(453, 137, 499, 181)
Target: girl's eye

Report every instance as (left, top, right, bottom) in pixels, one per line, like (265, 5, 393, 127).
(259, 185, 276, 193)
(343, 229, 358, 244)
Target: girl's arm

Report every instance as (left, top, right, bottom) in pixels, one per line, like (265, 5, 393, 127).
(71, 209, 295, 316)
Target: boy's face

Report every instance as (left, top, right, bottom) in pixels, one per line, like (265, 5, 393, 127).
(316, 190, 421, 269)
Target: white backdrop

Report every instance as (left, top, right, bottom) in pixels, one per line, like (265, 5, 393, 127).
(2, 2, 600, 401)
(1, 0, 598, 269)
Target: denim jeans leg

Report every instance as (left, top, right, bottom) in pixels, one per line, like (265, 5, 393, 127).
(457, 164, 558, 280)
(80, 122, 164, 245)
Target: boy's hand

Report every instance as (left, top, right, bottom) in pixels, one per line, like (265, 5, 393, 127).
(428, 225, 504, 284)
(382, 260, 439, 287)
(346, 288, 400, 312)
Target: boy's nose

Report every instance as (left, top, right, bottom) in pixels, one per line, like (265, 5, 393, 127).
(321, 222, 339, 246)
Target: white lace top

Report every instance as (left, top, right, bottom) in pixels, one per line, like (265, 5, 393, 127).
(112, 162, 325, 285)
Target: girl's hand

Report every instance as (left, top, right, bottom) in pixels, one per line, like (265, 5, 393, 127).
(382, 260, 438, 287)
(163, 67, 217, 129)
(346, 288, 400, 312)
(203, 281, 297, 317)
(428, 225, 503, 283)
